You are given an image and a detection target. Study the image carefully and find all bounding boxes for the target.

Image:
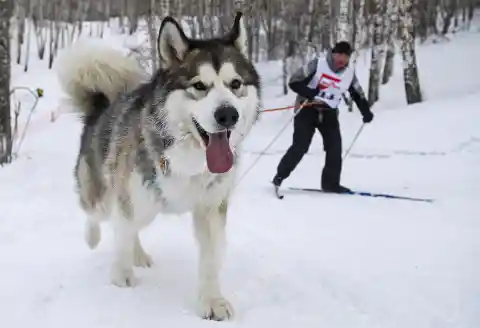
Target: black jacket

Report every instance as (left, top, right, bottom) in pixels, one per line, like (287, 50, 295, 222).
(288, 52, 371, 117)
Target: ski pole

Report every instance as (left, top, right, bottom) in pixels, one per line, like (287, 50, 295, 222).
(234, 99, 310, 190)
(343, 123, 365, 160)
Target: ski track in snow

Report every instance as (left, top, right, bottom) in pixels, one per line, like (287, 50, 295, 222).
(1, 21, 480, 328)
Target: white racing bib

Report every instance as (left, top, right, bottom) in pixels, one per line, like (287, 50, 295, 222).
(307, 57, 355, 108)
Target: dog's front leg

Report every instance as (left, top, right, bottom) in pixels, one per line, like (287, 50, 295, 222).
(110, 214, 137, 287)
(193, 200, 233, 321)
(109, 193, 139, 287)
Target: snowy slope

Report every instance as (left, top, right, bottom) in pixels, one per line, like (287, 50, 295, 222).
(1, 24, 480, 328)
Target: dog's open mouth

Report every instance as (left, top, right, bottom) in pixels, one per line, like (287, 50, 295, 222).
(193, 118, 233, 174)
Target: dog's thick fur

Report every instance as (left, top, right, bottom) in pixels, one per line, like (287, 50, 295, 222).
(56, 13, 261, 321)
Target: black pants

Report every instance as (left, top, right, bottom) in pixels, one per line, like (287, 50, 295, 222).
(276, 107, 342, 188)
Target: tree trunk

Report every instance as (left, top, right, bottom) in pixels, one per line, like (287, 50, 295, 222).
(399, 0, 422, 104)
(337, 0, 353, 112)
(355, 0, 367, 54)
(416, 0, 429, 42)
(280, 0, 293, 95)
(466, 0, 474, 30)
(15, 0, 25, 65)
(321, 0, 332, 50)
(382, 0, 399, 84)
(306, 0, 317, 44)
(337, 0, 351, 42)
(441, 0, 458, 35)
(0, 0, 13, 165)
(367, 0, 384, 106)
(382, 37, 395, 84)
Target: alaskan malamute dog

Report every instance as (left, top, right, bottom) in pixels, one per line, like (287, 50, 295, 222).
(56, 13, 261, 321)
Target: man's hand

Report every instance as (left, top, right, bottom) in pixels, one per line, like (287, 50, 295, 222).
(362, 110, 374, 123)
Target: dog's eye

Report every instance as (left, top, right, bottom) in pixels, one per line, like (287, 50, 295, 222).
(229, 79, 243, 90)
(192, 82, 208, 91)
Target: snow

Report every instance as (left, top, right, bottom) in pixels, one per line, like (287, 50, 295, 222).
(2, 22, 480, 328)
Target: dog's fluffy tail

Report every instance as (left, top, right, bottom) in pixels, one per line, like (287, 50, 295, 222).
(56, 40, 145, 122)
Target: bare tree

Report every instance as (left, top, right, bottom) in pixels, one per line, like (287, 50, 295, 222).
(352, 0, 367, 57)
(15, 0, 26, 65)
(464, 0, 476, 30)
(33, 0, 48, 60)
(382, 0, 399, 85)
(0, 0, 13, 165)
(281, 0, 291, 95)
(367, 0, 385, 106)
(440, 0, 460, 35)
(336, 0, 354, 112)
(337, 0, 351, 42)
(321, 0, 332, 49)
(146, 0, 159, 73)
(399, 0, 422, 104)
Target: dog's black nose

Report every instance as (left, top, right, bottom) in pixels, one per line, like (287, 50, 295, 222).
(214, 105, 239, 128)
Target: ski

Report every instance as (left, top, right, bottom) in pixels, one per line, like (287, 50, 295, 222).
(288, 187, 434, 203)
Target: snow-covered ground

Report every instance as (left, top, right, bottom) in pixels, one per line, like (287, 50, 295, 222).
(1, 22, 480, 328)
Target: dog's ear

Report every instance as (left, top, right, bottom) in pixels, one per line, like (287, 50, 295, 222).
(157, 16, 190, 69)
(227, 12, 248, 57)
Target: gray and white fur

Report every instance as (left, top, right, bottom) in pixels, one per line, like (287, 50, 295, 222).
(55, 13, 261, 321)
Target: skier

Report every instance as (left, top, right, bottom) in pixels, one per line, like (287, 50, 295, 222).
(272, 41, 374, 194)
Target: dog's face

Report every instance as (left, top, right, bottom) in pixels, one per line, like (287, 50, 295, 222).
(154, 13, 261, 175)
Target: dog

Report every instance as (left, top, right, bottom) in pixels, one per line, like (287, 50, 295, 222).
(55, 12, 261, 321)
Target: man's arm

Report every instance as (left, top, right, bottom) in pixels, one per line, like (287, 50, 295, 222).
(348, 73, 372, 117)
(288, 58, 319, 100)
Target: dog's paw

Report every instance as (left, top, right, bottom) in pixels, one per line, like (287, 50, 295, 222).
(110, 266, 136, 287)
(134, 250, 153, 268)
(197, 296, 234, 321)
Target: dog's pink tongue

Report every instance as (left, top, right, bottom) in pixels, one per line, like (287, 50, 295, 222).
(206, 131, 233, 174)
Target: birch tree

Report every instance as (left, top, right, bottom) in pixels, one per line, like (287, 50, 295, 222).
(367, 0, 385, 106)
(352, 0, 366, 58)
(464, 0, 475, 30)
(321, 0, 332, 49)
(281, 0, 291, 95)
(14, 0, 26, 65)
(147, 0, 159, 73)
(382, 0, 399, 84)
(440, 0, 459, 35)
(399, 0, 422, 104)
(305, 0, 317, 50)
(0, 0, 13, 165)
(337, 0, 353, 112)
(336, 0, 351, 43)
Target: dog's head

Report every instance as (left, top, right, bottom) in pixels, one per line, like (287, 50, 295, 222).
(154, 12, 261, 175)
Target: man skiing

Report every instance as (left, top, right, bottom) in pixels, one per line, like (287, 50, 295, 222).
(272, 41, 374, 194)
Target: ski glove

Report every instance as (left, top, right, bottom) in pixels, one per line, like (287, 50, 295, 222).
(362, 111, 374, 123)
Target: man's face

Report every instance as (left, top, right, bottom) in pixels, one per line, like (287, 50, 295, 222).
(332, 53, 350, 70)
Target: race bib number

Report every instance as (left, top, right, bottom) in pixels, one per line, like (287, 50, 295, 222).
(317, 86, 342, 101)
(317, 73, 342, 101)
